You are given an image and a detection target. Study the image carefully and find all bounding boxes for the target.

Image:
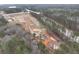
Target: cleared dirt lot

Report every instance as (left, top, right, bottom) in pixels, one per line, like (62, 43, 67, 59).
(3, 12, 59, 53)
(3, 12, 41, 31)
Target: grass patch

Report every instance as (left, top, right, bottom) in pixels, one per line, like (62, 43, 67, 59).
(74, 31, 79, 36)
(3, 37, 32, 54)
(0, 32, 5, 38)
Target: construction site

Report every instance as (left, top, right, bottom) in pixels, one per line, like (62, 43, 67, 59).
(3, 11, 59, 52)
(1, 4, 79, 54)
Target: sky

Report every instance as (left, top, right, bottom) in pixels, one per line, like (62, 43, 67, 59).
(0, 0, 79, 4)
